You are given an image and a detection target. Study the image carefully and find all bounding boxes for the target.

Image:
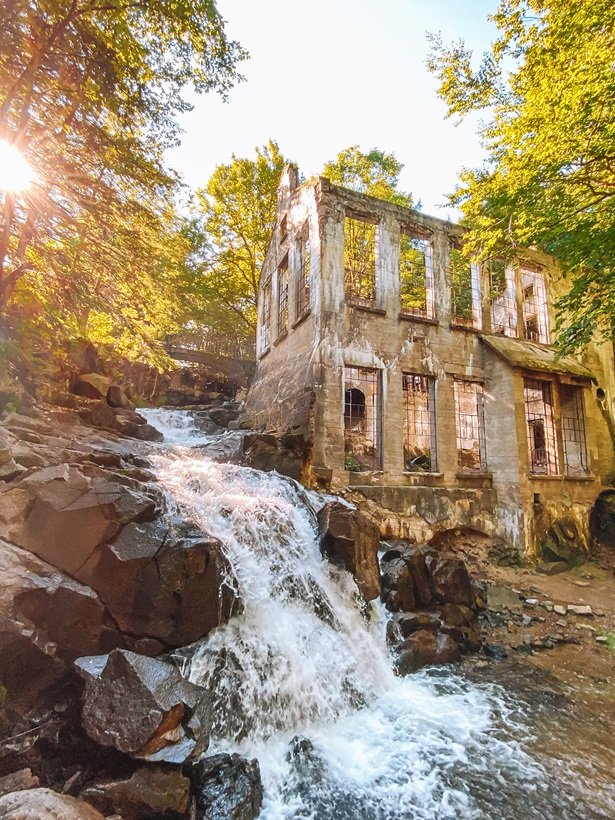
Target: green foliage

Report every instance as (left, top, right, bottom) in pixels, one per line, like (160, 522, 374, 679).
(0, 0, 246, 365)
(189, 140, 288, 340)
(323, 146, 414, 207)
(428, 0, 615, 352)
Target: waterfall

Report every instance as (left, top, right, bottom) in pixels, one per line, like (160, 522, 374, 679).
(142, 409, 615, 820)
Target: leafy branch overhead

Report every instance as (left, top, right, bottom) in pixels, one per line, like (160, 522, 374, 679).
(0, 0, 246, 364)
(428, 0, 615, 352)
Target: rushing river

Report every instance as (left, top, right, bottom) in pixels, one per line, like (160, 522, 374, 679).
(142, 408, 615, 820)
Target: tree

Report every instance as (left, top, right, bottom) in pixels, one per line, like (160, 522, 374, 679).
(322, 146, 414, 207)
(190, 140, 288, 341)
(427, 0, 615, 351)
(0, 0, 246, 363)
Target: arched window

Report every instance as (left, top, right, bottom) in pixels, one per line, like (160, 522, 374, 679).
(344, 387, 366, 430)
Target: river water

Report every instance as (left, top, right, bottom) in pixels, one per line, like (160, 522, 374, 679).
(143, 409, 615, 820)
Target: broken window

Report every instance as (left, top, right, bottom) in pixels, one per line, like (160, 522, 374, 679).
(295, 229, 311, 320)
(521, 263, 549, 343)
(402, 374, 437, 471)
(450, 244, 482, 329)
(277, 255, 289, 339)
(343, 366, 382, 471)
(454, 380, 487, 472)
(523, 378, 559, 475)
(260, 277, 272, 353)
(344, 215, 377, 308)
(560, 384, 590, 476)
(399, 229, 434, 319)
(488, 259, 518, 337)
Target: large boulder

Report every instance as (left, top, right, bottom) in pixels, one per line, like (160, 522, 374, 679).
(76, 649, 212, 762)
(80, 767, 190, 819)
(396, 630, 460, 676)
(84, 521, 240, 647)
(0, 788, 104, 819)
(0, 465, 158, 576)
(379, 557, 415, 612)
(424, 553, 474, 606)
(73, 373, 112, 401)
(0, 539, 122, 708)
(191, 754, 263, 820)
(106, 384, 136, 412)
(590, 489, 615, 548)
(317, 501, 381, 601)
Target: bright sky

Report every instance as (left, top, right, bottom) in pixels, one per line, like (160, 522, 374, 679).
(169, 0, 498, 219)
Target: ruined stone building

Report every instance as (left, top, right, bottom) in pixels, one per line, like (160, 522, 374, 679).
(244, 166, 615, 563)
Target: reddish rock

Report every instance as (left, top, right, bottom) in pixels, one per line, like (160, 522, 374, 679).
(380, 556, 415, 612)
(318, 501, 380, 601)
(80, 767, 190, 819)
(424, 553, 473, 606)
(396, 630, 461, 675)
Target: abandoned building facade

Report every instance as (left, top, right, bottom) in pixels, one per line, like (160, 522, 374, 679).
(243, 166, 615, 562)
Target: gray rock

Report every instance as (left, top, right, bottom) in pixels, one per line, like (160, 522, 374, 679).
(0, 770, 39, 798)
(486, 585, 522, 612)
(567, 604, 592, 616)
(191, 753, 263, 820)
(76, 649, 212, 761)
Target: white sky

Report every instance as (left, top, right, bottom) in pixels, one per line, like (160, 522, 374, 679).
(169, 0, 498, 219)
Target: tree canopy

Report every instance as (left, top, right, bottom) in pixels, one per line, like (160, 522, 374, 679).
(188, 140, 288, 345)
(428, 0, 615, 352)
(0, 0, 246, 366)
(322, 146, 414, 207)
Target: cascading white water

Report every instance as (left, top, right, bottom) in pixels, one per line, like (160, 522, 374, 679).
(142, 409, 615, 819)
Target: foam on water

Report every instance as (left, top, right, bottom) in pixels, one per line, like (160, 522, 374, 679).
(144, 408, 615, 820)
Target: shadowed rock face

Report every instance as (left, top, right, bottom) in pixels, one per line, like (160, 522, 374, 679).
(80, 766, 191, 819)
(191, 754, 263, 820)
(317, 500, 381, 601)
(75, 649, 212, 763)
(380, 541, 482, 673)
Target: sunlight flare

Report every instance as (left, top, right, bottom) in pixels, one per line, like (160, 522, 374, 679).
(0, 139, 37, 192)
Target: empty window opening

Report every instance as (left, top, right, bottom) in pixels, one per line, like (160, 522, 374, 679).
(450, 244, 482, 329)
(403, 374, 437, 471)
(524, 378, 559, 475)
(399, 229, 434, 319)
(277, 256, 289, 339)
(295, 229, 311, 320)
(560, 384, 589, 476)
(521, 264, 549, 343)
(454, 380, 487, 472)
(343, 367, 382, 471)
(344, 216, 377, 308)
(260, 278, 272, 353)
(488, 259, 518, 337)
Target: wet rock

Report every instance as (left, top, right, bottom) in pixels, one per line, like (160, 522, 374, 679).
(241, 432, 308, 482)
(483, 643, 508, 660)
(380, 557, 415, 612)
(0, 465, 157, 576)
(486, 585, 522, 612)
(386, 611, 441, 644)
(0, 540, 122, 708)
(0, 770, 39, 797)
(425, 554, 473, 606)
(86, 521, 239, 648)
(396, 630, 460, 675)
(191, 753, 263, 820)
(208, 407, 240, 429)
(0, 788, 104, 818)
(403, 548, 434, 607)
(80, 767, 190, 819)
(318, 501, 380, 601)
(88, 401, 163, 442)
(76, 649, 212, 761)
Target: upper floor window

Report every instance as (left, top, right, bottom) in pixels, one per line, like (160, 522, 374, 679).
(402, 374, 436, 471)
(454, 380, 487, 472)
(344, 215, 377, 308)
(295, 228, 311, 320)
(399, 228, 434, 319)
(450, 243, 482, 329)
(488, 259, 518, 337)
(277, 255, 288, 339)
(260, 277, 272, 353)
(521, 263, 549, 344)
